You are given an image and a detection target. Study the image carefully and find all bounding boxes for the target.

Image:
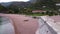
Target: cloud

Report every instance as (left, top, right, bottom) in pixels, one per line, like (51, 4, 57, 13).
(0, 0, 29, 3)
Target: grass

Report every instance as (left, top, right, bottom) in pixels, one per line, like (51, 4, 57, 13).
(26, 13, 46, 16)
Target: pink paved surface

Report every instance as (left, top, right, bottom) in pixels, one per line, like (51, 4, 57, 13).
(50, 16, 60, 22)
(0, 14, 38, 34)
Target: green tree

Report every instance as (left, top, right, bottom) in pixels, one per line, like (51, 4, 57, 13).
(0, 4, 6, 11)
(33, 0, 57, 10)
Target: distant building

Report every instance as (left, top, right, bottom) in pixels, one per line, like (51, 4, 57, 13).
(56, 3, 60, 6)
(32, 10, 46, 13)
(56, 3, 60, 11)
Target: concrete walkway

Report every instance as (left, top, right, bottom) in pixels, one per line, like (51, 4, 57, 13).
(0, 14, 38, 34)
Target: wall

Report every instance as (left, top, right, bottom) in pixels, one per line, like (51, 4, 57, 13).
(0, 16, 15, 34)
(36, 17, 57, 34)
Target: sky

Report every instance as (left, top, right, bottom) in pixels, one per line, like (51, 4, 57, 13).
(0, 0, 30, 3)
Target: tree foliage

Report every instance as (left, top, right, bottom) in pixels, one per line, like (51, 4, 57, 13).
(0, 4, 6, 11)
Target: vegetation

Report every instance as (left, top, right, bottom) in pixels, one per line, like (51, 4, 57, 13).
(0, 0, 60, 16)
(0, 4, 7, 11)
